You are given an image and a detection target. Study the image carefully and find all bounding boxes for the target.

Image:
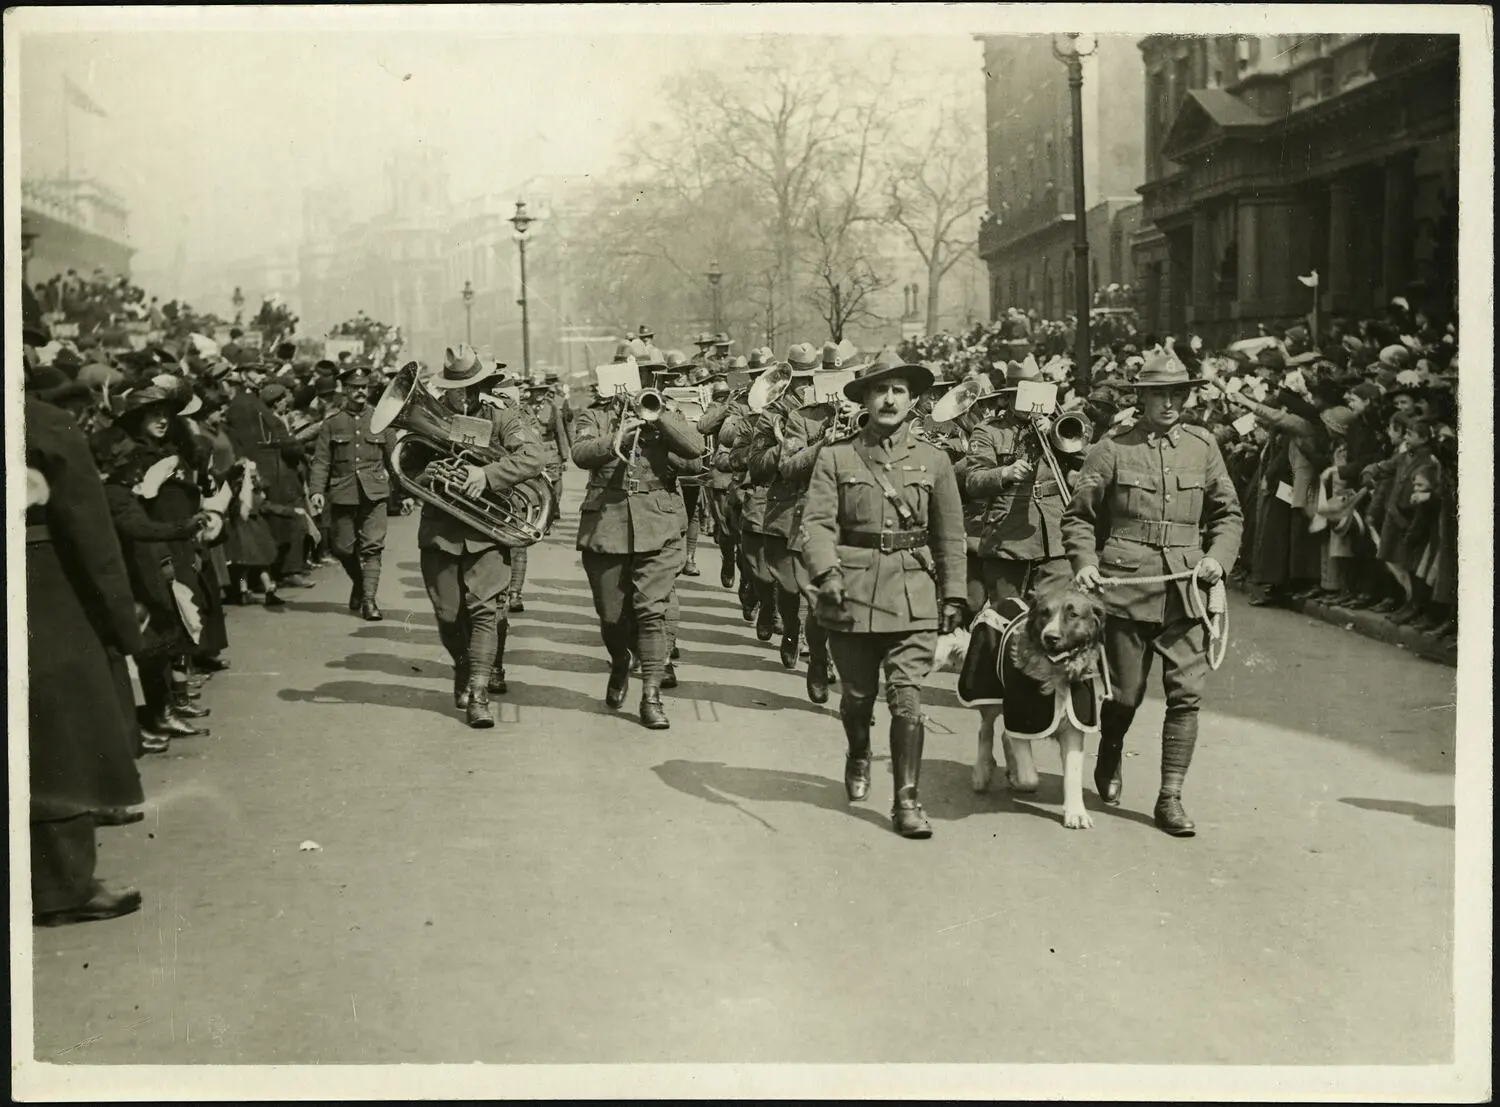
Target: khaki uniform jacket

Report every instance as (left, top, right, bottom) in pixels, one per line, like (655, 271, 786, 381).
(697, 399, 743, 492)
(571, 405, 705, 555)
(308, 406, 393, 506)
(749, 400, 837, 548)
(965, 416, 1069, 561)
(724, 410, 769, 532)
(1061, 421, 1243, 623)
(416, 404, 548, 554)
(529, 397, 571, 467)
(799, 422, 967, 634)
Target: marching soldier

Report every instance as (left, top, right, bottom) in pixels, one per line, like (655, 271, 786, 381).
(572, 348, 707, 729)
(747, 342, 823, 674)
(417, 345, 547, 729)
(663, 350, 707, 577)
(801, 348, 968, 839)
(308, 367, 393, 620)
(964, 358, 1077, 605)
(724, 348, 780, 635)
(524, 371, 572, 538)
(751, 340, 864, 702)
(696, 365, 744, 588)
(1061, 351, 1243, 836)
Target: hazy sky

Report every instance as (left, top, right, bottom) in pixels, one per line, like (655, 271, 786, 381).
(18, 23, 987, 297)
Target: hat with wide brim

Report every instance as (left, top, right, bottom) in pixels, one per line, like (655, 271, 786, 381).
(431, 343, 506, 390)
(842, 347, 935, 402)
(1127, 352, 1201, 390)
(116, 385, 178, 421)
(785, 343, 820, 376)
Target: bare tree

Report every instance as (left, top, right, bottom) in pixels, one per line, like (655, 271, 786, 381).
(884, 84, 988, 336)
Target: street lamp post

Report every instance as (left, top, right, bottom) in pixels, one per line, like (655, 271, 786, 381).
(509, 200, 536, 375)
(232, 286, 245, 325)
(1052, 32, 1097, 386)
(705, 258, 723, 334)
(461, 279, 475, 346)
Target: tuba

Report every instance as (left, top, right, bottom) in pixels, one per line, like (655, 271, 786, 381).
(370, 363, 554, 548)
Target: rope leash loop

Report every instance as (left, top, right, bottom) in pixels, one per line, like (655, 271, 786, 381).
(1095, 560, 1230, 671)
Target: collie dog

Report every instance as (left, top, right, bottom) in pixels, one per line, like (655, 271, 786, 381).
(945, 581, 1108, 830)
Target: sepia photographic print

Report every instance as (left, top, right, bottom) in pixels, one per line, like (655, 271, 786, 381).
(6, 4, 1491, 1101)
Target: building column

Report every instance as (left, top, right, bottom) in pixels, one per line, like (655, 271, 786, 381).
(1190, 206, 1213, 324)
(1380, 154, 1415, 307)
(1235, 201, 1261, 312)
(1325, 177, 1354, 315)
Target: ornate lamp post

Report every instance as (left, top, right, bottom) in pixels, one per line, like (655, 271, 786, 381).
(509, 200, 536, 374)
(705, 258, 723, 334)
(461, 279, 475, 345)
(1052, 32, 1098, 385)
(232, 286, 245, 324)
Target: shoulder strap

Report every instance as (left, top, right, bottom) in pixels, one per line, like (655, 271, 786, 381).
(850, 438, 938, 582)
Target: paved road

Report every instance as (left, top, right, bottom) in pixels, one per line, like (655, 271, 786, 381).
(30, 471, 1457, 1065)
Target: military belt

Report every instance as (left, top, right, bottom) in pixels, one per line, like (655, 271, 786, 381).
(597, 475, 673, 495)
(1113, 519, 1201, 549)
(841, 529, 929, 553)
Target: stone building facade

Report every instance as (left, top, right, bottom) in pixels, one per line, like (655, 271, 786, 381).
(976, 35, 1146, 321)
(1133, 34, 1459, 344)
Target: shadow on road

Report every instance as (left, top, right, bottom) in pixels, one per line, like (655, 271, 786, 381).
(651, 759, 889, 833)
(1339, 797, 1456, 829)
(324, 650, 608, 680)
(521, 588, 749, 630)
(278, 678, 614, 719)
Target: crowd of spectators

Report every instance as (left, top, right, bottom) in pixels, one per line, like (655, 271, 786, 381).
(909, 295, 1461, 644)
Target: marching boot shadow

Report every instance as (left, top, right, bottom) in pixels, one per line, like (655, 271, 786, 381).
(667, 678, 837, 717)
(1339, 797, 1456, 829)
(522, 587, 747, 629)
(278, 677, 614, 719)
(651, 759, 889, 833)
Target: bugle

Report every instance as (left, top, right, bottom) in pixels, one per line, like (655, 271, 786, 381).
(748, 364, 793, 413)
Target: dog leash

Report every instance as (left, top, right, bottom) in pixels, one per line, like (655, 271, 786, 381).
(1095, 561, 1230, 671)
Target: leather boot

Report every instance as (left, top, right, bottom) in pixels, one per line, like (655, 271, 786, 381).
(1154, 712, 1198, 837)
(603, 624, 631, 708)
(682, 557, 700, 577)
(360, 562, 381, 617)
(779, 632, 800, 670)
(170, 693, 211, 719)
(360, 598, 384, 621)
(720, 546, 737, 589)
(465, 676, 495, 729)
(95, 807, 145, 826)
(661, 662, 678, 690)
(806, 652, 831, 704)
(889, 716, 933, 838)
(489, 622, 509, 695)
(453, 663, 470, 709)
(35, 882, 143, 927)
(842, 707, 872, 801)
(739, 576, 757, 622)
(139, 726, 171, 754)
(1095, 702, 1133, 806)
(640, 683, 670, 730)
(343, 556, 363, 611)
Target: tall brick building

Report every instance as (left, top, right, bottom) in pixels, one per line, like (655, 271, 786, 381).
(975, 35, 1146, 321)
(1133, 34, 1459, 344)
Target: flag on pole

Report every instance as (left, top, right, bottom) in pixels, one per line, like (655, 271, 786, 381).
(64, 76, 108, 118)
(1296, 270, 1320, 288)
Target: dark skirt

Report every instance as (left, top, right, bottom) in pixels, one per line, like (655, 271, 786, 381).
(27, 540, 144, 820)
(224, 510, 279, 569)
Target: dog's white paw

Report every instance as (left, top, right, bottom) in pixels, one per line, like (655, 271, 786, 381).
(1062, 808, 1095, 830)
(971, 758, 996, 793)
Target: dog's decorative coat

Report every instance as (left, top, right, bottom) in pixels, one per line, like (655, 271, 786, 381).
(957, 598, 1103, 739)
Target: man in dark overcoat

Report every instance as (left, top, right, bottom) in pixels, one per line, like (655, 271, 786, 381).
(26, 394, 147, 924)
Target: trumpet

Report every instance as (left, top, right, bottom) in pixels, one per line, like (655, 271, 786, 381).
(611, 388, 668, 464)
(1022, 410, 1093, 505)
